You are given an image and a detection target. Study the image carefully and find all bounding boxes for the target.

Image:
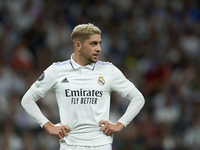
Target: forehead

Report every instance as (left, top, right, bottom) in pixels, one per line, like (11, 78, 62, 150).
(86, 34, 101, 42)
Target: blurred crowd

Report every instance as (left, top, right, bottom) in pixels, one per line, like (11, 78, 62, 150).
(0, 0, 200, 149)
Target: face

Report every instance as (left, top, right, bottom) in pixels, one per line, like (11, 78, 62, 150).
(79, 34, 102, 65)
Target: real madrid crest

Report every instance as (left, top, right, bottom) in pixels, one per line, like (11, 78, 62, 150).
(98, 76, 105, 86)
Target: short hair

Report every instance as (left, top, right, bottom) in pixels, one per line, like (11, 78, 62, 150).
(71, 23, 101, 44)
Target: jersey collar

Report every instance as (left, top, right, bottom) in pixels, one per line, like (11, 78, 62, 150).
(70, 54, 96, 70)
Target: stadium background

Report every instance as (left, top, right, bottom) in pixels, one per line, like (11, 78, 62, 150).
(0, 0, 200, 149)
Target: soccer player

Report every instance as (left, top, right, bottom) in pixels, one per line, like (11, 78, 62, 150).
(21, 23, 145, 150)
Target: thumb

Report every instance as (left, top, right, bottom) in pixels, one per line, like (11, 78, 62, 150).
(64, 125, 71, 133)
(99, 120, 106, 127)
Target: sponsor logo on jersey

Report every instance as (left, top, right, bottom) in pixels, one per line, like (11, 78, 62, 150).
(65, 89, 103, 105)
(35, 82, 40, 88)
(98, 76, 105, 86)
(38, 72, 45, 81)
(61, 78, 69, 83)
(65, 89, 102, 97)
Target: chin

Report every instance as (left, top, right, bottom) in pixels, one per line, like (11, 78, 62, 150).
(90, 59, 98, 63)
(94, 59, 98, 63)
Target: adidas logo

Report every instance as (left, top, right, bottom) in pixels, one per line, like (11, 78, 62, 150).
(61, 78, 69, 83)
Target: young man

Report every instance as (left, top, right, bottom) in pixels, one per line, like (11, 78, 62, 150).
(21, 23, 145, 150)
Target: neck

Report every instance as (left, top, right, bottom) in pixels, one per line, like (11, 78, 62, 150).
(72, 53, 89, 66)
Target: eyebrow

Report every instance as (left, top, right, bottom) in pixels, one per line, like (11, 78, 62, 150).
(90, 40, 102, 44)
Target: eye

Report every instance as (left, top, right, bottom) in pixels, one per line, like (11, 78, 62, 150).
(91, 42, 97, 46)
(90, 41, 101, 46)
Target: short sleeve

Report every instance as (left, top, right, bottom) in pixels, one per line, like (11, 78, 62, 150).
(110, 65, 135, 97)
(29, 64, 57, 98)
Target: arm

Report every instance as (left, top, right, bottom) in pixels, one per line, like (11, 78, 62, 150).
(117, 87, 145, 126)
(21, 93, 49, 127)
(99, 87, 145, 135)
(21, 91, 70, 139)
(99, 65, 145, 135)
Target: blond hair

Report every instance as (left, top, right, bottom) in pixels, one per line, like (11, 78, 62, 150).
(71, 23, 101, 44)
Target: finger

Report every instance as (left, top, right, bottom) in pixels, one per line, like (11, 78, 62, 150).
(58, 132, 63, 139)
(101, 124, 107, 131)
(63, 131, 68, 137)
(107, 131, 112, 136)
(62, 128, 68, 137)
(64, 126, 71, 133)
(104, 126, 110, 134)
(99, 120, 108, 127)
(99, 120, 104, 127)
(61, 130, 65, 138)
(59, 128, 66, 137)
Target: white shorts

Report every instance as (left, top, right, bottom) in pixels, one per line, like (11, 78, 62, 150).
(60, 143, 112, 150)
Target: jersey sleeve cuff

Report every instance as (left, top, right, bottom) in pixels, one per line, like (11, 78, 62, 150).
(39, 118, 50, 128)
(117, 120, 127, 127)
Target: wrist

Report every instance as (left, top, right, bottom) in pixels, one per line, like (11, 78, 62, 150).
(43, 121, 54, 131)
(116, 122, 125, 129)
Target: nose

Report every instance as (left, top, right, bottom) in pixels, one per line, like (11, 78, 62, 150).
(96, 43, 101, 52)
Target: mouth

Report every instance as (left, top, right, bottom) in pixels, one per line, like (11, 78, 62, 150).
(93, 54, 99, 59)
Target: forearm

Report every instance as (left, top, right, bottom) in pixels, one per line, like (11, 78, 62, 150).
(118, 88, 145, 127)
(21, 92, 49, 127)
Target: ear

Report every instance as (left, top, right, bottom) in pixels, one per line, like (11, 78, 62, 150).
(74, 41, 82, 52)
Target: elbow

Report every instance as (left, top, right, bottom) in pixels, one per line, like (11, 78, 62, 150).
(21, 93, 31, 109)
(21, 95, 27, 108)
(139, 93, 145, 108)
(141, 95, 145, 107)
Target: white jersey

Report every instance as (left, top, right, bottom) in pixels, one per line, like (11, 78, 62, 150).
(27, 55, 136, 146)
